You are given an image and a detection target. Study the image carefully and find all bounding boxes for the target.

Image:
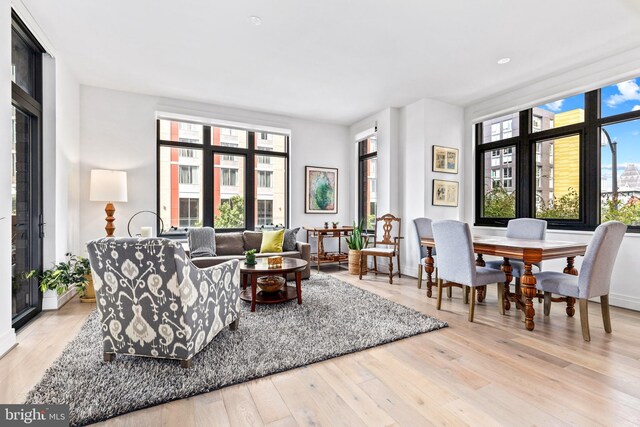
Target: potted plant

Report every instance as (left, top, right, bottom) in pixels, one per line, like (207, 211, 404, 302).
(245, 249, 257, 265)
(26, 253, 95, 303)
(332, 221, 339, 229)
(345, 220, 367, 275)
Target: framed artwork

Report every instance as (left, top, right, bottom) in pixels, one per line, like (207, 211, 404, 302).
(305, 166, 338, 213)
(432, 145, 459, 174)
(432, 179, 459, 207)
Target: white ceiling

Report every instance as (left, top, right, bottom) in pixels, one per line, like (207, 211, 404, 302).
(22, 0, 640, 124)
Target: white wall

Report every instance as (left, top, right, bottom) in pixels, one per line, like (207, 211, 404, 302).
(78, 86, 351, 250)
(463, 47, 640, 311)
(348, 100, 464, 276)
(0, 0, 16, 357)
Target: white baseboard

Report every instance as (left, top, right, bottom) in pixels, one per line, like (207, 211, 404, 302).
(0, 328, 17, 359)
(608, 292, 640, 312)
(42, 288, 76, 311)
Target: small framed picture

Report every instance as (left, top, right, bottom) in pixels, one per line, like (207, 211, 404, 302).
(432, 145, 459, 174)
(305, 166, 338, 214)
(432, 179, 459, 207)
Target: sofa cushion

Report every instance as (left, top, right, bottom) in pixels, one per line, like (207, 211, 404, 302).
(283, 227, 300, 252)
(187, 227, 216, 258)
(260, 229, 285, 253)
(215, 232, 245, 255)
(243, 231, 263, 252)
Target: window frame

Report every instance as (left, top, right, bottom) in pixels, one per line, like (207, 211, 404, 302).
(157, 120, 289, 235)
(358, 135, 378, 232)
(476, 88, 640, 232)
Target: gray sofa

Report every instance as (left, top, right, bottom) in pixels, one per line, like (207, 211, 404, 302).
(190, 231, 311, 280)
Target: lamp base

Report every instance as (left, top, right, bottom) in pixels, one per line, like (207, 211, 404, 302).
(105, 202, 116, 237)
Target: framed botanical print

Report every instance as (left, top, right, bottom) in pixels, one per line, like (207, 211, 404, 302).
(432, 179, 459, 207)
(432, 145, 459, 174)
(305, 166, 338, 213)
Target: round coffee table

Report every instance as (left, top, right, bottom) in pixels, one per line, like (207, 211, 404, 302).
(240, 258, 308, 312)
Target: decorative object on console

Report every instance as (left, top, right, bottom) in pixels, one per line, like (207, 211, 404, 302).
(305, 166, 338, 214)
(268, 256, 283, 268)
(345, 219, 366, 275)
(432, 179, 459, 207)
(260, 229, 285, 253)
(89, 169, 128, 237)
(332, 221, 339, 228)
(432, 145, 459, 174)
(127, 210, 165, 237)
(245, 249, 257, 265)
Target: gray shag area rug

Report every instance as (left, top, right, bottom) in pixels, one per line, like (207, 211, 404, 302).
(25, 273, 447, 426)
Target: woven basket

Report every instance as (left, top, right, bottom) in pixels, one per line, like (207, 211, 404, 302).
(348, 250, 366, 275)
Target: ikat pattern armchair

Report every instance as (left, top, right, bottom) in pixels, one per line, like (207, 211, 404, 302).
(86, 237, 241, 368)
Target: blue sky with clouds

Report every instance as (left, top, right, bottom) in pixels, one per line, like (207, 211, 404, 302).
(536, 79, 640, 191)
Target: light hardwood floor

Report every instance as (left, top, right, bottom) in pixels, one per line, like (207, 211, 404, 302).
(3, 266, 640, 426)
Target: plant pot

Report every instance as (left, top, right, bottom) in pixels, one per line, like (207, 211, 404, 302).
(348, 249, 366, 275)
(80, 273, 96, 303)
(246, 256, 257, 265)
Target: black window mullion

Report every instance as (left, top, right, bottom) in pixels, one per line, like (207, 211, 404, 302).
(246, 132, 256, 230)
(202, 126, 213, 227)
(585, 90, 600, 228)
(518, 110, 531, 218)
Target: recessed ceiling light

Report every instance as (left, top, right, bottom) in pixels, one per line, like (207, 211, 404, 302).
(497, 57, 511, 65)
(249, 16, 262, 26)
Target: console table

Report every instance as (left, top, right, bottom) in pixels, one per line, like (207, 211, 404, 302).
(304, 226, 353, 272)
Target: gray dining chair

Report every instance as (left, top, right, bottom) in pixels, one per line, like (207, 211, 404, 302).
(413, 217, 438, 290)
(432, 220, 506, 322)
(535, 221, 626, 341)
(484, 218, 547, 307)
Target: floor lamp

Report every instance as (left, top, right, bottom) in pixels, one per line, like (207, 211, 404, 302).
(90, 169, 128, 237)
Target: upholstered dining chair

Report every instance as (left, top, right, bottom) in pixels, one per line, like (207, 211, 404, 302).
(86, 237, 241, 368)
(359, 213, 402, 284)
(432, 220, 506, 322)
(484, 218, 547, 307)
(535, 221, 626, 341)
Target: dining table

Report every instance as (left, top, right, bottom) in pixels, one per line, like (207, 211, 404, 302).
(420, 235, 588, 331)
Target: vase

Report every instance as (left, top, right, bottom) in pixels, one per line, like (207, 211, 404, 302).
(348, 249, 366, 275)
(80, 273, 96, 303)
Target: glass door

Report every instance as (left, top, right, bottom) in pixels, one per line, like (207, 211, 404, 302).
(11, 104, 43, 328)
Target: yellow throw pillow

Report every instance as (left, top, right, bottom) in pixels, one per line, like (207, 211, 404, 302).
(260, 229, 285, 253)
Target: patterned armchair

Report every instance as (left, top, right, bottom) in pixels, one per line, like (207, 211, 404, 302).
(86, 237, 241, 368)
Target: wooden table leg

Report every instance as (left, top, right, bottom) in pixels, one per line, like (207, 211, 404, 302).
(296, 271, 302, 304)
(501, 258, 513, 311)
(520, 262, 537, 331)
(317, 233, 324, 273)
(242, 273, 247, 290)
(564, 257, 578, 317)
(424, 247, 434, 298)
(251, 274, 257, 312)
(475, 254, 486, 302)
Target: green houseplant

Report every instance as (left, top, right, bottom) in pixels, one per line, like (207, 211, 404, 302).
(27, 253, 94, 301)
(244, 249, 257, 265)
(345, 220, 367, 275)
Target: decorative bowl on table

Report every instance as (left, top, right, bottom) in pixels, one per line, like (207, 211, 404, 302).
(257, 276, 286, 293)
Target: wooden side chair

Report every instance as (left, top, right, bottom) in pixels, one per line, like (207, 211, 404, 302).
(431, 220, 506, 322)
(359, 213, 402, 284)
(535, 221, 626, 341)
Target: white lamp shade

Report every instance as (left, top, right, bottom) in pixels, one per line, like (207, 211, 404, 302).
(89, 169, 128, 202)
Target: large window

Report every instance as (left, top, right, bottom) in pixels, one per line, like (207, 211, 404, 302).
(158, 120, 289, 233)
(476, 76, 640, 231)
(358, 134, 377, 231)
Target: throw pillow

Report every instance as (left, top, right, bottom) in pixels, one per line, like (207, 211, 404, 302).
(282, 227, 300, 252)
(260, 229, 285, 253)
(187, 227, 216, 258)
